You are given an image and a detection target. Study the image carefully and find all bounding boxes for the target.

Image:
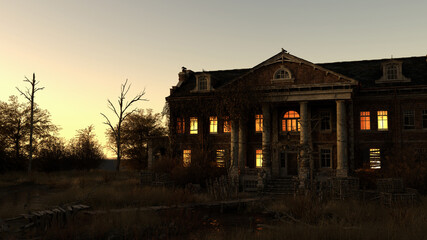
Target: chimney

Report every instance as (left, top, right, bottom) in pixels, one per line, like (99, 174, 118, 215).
(177, 67, 189, 87)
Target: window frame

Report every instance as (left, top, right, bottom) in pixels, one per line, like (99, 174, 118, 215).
(223, 116, 231, 133)
(360, 111, 371, 131)
(319, 148, 332, 168)
(190, 117, 198, 134)
(255, 149, 263, 168)
(183, 150, 191, 167)
(209, 116, 218, 134)
(320, 111, 331, 131)
(255, 114, 263, 133)
(272, 67, 294, 83)
(176, 117, 185, 134)
(403, 110, 415, 129)
(369, 148, 381, 169)
(282, 111, 300, 132)
(216, 149, 226, 168)
(377, 110, 388, 131)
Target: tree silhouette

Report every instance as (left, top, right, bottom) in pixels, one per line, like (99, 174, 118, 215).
(16, 73, 44, 172)
(101, 79, 146, 171)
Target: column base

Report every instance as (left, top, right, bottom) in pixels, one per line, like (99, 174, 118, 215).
(336, 168, 348, 178)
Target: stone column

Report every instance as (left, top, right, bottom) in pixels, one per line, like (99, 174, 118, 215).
(299, 101, 310, 187)
(238, 118, 247, 173)
(336, 100, 348, 177)
(272, 107, 279, 177)
(262, 104, 271, 179)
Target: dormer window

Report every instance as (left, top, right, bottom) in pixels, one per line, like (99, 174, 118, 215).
(376, 60, 410, 84)
(272, 67, 294, 83)
(193, 74, 213, 92)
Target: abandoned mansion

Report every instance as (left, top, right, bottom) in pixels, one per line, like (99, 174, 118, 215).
(164, 50, 427, 188)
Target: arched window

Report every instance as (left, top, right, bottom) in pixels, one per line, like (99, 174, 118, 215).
(273, 68, 291, 80)
(282, 111, 300, 132)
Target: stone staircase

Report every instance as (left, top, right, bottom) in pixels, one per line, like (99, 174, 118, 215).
(263, 177, 297, 195)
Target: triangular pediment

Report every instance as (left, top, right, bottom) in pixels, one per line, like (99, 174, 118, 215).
(221, 50, 358, 89)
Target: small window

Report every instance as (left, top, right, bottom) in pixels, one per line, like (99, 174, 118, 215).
(216, 149, 226, 167)
(273, 68, 291, 80)
(177, 117, 185, 134)
(360, 111, 370, 130)
(423, 110, 427, 129)
(255, 149, 263, 168)
(403, 110, 415, 129)
(369, 148, 381, 169)
(320, 148, 331, 168)
(320, 111, 331, 131)
(223, 116, 231, 133)
(190, 117, 198, 134)
(377, 111, 388, 131)
(255, 114, 263, 132)
(198, 76, 207, 90)
(209, 116, 218, 134)
(386, 64, 398, 80)
(282, 111, 300, 132)
(183, 150, 191, 167)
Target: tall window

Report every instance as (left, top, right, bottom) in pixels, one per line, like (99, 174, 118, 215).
(216, 149, 226, 168)
(198, 76, 207, 90)
(320, 148, 331, 168)
(423, 110, 427, 129)
(177, 117, 185, 134)
(255, 114, 263, 132)
(190, 117, 198, 134)
(320, 111, 331, 131)
(255, 149, 263, 168)
(369, 149, 381, 169)
(223, 116, 231, 133)
(403, 110, 415, 129)
(209, 116, 218, 133)
(386, 64, 398, 80)
(183, 150, 191, 167)
(360, 111, 370, 130)
(377, 111, 388, 131)
(282, 111, 300, 132)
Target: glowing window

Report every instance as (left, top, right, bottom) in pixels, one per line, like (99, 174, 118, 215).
(183, 150, 191, 167)
(255, 114, 263, 132)
(377, 111, 388, 131)
(320, 148, 331, 168)
(177, 117, 185, 134)
(369, 149, 381, 169)
(360, 111, 370, 130)
(403, 110, 415, 129)
(255, 149, 263, 168)
(223, 116, 231, 133)
(282, 111, 300, 132)
(386, 64, 398, 80)
(190, 117, 198, 134)
(209, 116, 218, 133)
(216, 149, 226, 168)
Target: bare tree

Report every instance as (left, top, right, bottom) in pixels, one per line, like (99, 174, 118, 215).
(17, 73, 44, 173)
(101, 79, 146, 171)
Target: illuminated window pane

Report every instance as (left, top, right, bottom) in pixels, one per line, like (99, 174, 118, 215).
(360, 111, 370, 130)
(255, 149, 263, 168)
(216, 149, 226, 168)
(255, 114, 263, 132)
(209, 116, 218, 133)
(190, 117, 198, 134)
(282, 111, 300, 132)
(377, 111, 388, 131)
(369, 149, 381, 169)
(403, 110, 415, 129)
(183, 150, 191, 167)
(223, 117, 231, 133)
(177, 117, 185, 134)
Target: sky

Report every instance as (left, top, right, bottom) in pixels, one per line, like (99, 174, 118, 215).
(1, 0, 426, 156)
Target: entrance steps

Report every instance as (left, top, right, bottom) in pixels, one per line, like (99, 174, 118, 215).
(263, 177, 297, 195)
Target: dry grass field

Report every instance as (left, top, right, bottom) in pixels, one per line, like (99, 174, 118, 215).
(0, 171, 426, 239)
